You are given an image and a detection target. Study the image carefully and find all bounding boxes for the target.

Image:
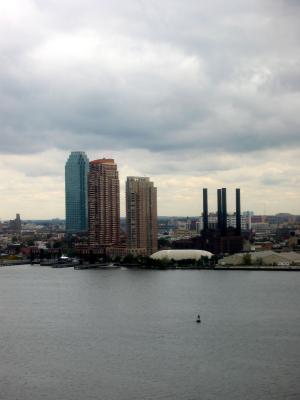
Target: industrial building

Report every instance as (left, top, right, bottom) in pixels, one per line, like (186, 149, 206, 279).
(173, 188, 244, 255)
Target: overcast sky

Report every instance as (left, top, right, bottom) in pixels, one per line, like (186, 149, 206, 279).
(0, 0, 299, 219)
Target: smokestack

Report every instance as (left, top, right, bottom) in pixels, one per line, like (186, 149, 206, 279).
(203, 188, 208, 231)
(221, 188, 227, 234)
(236, 188, 241, 235)
(217, 189, 222, 230)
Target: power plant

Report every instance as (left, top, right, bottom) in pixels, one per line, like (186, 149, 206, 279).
(202, 188, 241, 234)
(199, 187, 244, 254)
(174, 188, 244, 255)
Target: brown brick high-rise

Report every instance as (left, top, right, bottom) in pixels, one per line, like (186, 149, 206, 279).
(126, 177, 157, 255)
(88, 159, 120, 248)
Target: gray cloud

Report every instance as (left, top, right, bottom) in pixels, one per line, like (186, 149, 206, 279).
(0, 0, 300, 217)
(1, 0, 300, 158)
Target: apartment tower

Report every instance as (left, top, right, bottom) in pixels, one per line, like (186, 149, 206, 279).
(88, 159, 120, 247)
(65, 151, 89, 233)
(126, 177, 158, 255)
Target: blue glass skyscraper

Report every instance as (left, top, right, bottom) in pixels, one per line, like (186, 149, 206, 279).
(65, 151, 89, 233)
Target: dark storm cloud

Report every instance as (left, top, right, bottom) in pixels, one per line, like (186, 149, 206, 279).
(0, 0, 299, 158)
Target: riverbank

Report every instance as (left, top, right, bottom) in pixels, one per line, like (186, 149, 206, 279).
(1, 261, 299, 271)
(214, 265, 300, 271)
(73, 263, 300, 271)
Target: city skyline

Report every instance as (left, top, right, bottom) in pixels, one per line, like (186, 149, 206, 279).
(1, 1, 300, 219)
(0, 148, 299, 220)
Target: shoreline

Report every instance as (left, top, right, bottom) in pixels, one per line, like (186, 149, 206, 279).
(1, 261, 299, 271)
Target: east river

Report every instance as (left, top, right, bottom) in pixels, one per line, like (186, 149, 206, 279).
(0, 265, 299, 400)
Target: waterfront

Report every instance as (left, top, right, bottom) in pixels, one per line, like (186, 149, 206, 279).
(0, 266, 299, 400)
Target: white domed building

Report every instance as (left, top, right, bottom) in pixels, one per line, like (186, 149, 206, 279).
(150, 249, 213, 261)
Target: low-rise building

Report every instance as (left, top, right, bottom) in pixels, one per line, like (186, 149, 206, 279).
(219, 251, 300, 266)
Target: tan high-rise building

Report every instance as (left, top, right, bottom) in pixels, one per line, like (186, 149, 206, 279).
(88, 159, 120, 248)
(126, 177, 157, 255)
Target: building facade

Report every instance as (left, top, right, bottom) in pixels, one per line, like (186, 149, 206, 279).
(126, 177, 157, 255)
(88, 159, 120, 248)
(65, 151, 89, 233)
(9, 213, 22, 234)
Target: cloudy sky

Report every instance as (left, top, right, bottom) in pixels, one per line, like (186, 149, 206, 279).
(0, 0, 299, 219)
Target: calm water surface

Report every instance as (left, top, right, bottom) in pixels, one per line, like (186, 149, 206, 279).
(0, 266, 299, 400)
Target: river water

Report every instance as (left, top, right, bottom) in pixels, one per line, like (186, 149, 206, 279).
(0, 265, 299, 400)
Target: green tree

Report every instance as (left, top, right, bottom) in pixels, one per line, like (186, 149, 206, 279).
(158, 237, 171, 249)
(123, 253, 137, 264)
(242, 253, 252, 265)
(256, 257, 263, 266)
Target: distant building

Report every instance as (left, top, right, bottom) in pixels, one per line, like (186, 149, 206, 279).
(65, 151, 89, 234)
(243, 211, 254, 217)
(251, 222, 273, 240)
(196, 213, 251, 232)
(9, 213, 22, 234)
(88, 159, 120, 248)
(126, 177, 158, 255)
(106, 246, 147, 259)
(251, 215, 266, 223)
